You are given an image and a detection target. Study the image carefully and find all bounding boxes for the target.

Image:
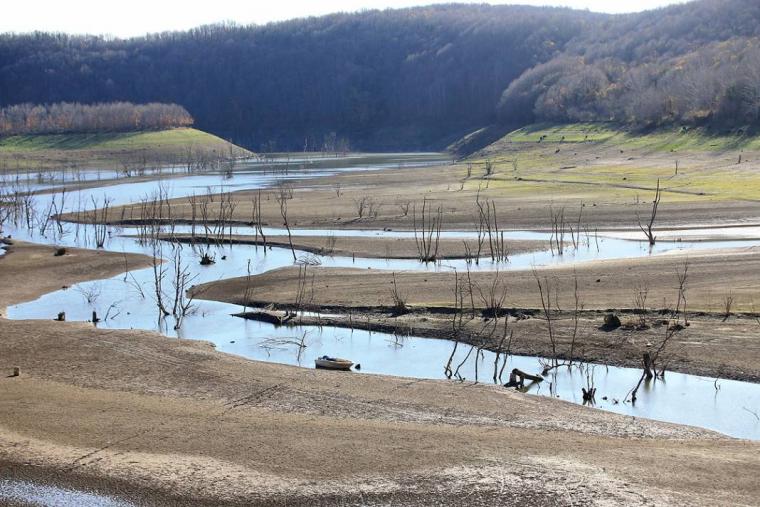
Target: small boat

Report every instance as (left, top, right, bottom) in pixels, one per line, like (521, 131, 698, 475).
(315, 355, 354, 371)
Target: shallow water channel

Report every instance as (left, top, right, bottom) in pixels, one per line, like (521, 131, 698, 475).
(3, 153, 760, 439)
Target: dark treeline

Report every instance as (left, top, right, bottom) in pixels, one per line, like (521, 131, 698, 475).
(0, 5, 601, 150)
(0, 0, 758, 150)
(0, 102, 193, 136)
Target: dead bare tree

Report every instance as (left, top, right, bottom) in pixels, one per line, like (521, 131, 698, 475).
(581, 363, 597, 405)
(276, 186, 297, 262)
(445, 270, 465, 379)
(444, 269, 513, 384)
(35, 198, 55, 236)
(198, 195, 211, 238)
(475, 195, 508, 262)
(49, 188, 66, 237)
(567, 270, 582, 365)
(484, 159, 493, 177)
(549, 205, 566, 256)
(186, 193, 198, 239)
(170, 244, 198, 330)
(91, 195, 112, 248)
(492, 314, 513, 384)
(354, 196, 369, 219)
(151, 240, 171, 318)
(412, 198, 442, 262)
(75, 283, 102, 305)
(214, 192, 237, 243)
(452, 344, 476, 381)
(389, 272, 409, 315)
(533, 268, 559, 371)
(722, 291, 734, 321)
(321, 233, 337, 256)
(475, 270, 507, 318)
(290, 264, 315, 321)
(222, 145, 238, 178)
(637, 179, 662, 246)
(633, 281, 650, 328)
(457, 293, 509, 384)
(250, 189, 267, 252)
(673, 259, 689, 328)
(568, 203, 583, 250)
(628, 260, 689, 402)
(243, 259, 253, 312)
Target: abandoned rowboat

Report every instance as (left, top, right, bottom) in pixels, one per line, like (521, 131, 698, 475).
(315, 356, 354, 370)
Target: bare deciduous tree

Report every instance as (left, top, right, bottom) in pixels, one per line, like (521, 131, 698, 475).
(637, 179, 662, 246)
(389, 272, 409, 315)
(276, 186, 297, 262)
(533, 269, 559, 371)
(633, 281, 649, 329)
(628, 260, 689, 402)
(91, 195, 112, 248)
(722, 291, 734, 321)
(412, 198, 442, 262)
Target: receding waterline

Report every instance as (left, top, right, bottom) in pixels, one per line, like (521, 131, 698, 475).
(3, 155, 760, 440)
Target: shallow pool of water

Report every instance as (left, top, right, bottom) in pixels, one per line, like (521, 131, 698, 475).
(7, 257, 760, 440)
(5, 152, 450, 198)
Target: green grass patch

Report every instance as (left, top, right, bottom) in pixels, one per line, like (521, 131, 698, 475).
(465, 122, 760, 203)
(501, 122, 760, 152)
(504, 123, 619, 144)
(0, 128, 230, 152)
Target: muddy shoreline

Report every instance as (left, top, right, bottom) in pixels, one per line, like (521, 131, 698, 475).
(234, 305, 760, 383)
(5, 142, 760, 504)
(2, 228, 760, 506)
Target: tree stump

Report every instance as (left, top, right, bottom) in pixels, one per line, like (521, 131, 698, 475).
(602, 313, 621, 330)
(643, 352, 655, 380)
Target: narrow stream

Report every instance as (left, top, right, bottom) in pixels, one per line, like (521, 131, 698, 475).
(2, 153, 760, 439)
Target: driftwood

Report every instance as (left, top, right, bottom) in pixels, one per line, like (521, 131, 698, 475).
(643, 352, 655, 380)
(199, 252, 216, 265)
(504, 368, 543, 388)
(237, 310, 293, 326)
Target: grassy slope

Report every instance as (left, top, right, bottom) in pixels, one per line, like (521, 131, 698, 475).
(0, 128, 250, 169)
(470, 122, 760, 202)
(503, 122, 760, 150)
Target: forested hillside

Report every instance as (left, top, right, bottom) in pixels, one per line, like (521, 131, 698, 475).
(1, 0, 759, 150)
(498, 0, 760, 126)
